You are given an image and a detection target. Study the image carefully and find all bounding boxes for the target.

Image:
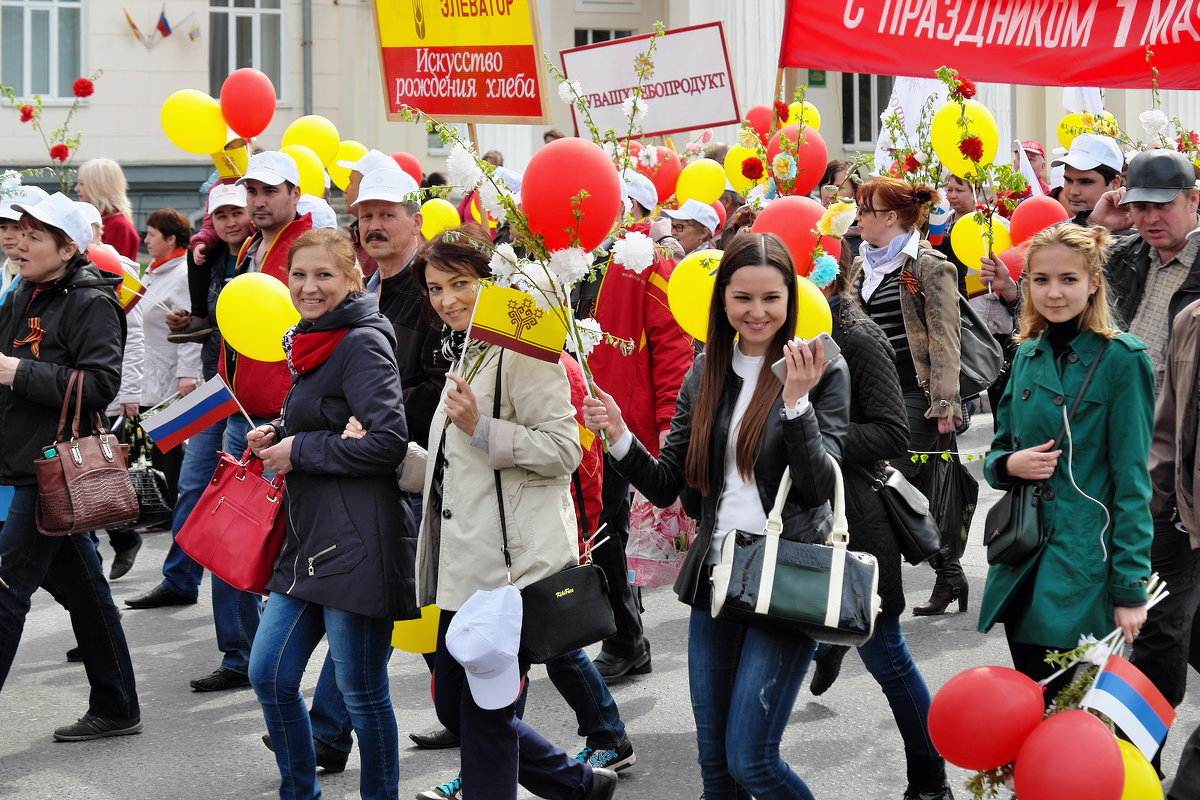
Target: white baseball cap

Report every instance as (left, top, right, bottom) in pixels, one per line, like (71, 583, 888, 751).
(237, 151, 301, 188)
(208, 183, 248, 214)
(663, 198, 720, 236)
(11, 192, 92, 250)
(0, 184, 50, 221)
(74, 201, 102, 228)
(298, 194, 339, 230)
(446, 584, 523, 711)
(352, 167, 420, 208)
(336, 148, 398, 176)
(620, 170, 658, 215)
(1050, 133, 1124, 174)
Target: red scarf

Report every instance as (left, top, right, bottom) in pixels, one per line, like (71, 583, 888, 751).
(289, 328, 350, 374)
(149, 247, 187, 272)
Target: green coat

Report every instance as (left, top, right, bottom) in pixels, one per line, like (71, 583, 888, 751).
(978, 330, 1153, 649)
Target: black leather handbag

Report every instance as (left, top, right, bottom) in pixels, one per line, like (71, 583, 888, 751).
(710, 455, 881, 646)
(859, 464, 943, 565)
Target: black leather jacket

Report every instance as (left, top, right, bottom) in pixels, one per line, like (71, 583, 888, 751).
(1106, 233, 1200, 330)
(612, 352, 850, 607)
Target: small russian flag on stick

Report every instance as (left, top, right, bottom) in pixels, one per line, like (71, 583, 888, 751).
(140, 376, 249, 452)
(1081, 654, 1177, 760)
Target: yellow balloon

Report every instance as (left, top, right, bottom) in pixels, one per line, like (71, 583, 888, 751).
(1058, 112, 1087, 150)
(281, 144, 326, 197)
(328, 140, 368, 191)
(161, 90, 228, 155)
(724, 145, 763, 197)
(795, 275, 833, 339)
(391, 605, 441, 654)
(282, 115, 341, 167)
(420, 198, 461, 239)
(1118, 739, 1163, 800)
(931, 99, 1000, 179)
(951, 214, 1012, 275)
(677, 159, 726, 205)
(215, 273, 299, 362)
(787, 101, 822, 131)
(668, 249, 724, 342)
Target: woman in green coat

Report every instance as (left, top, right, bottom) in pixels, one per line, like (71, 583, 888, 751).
(978, 224, 1153, 693)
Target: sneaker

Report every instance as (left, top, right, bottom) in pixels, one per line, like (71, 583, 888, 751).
(580, 740, 636, 772)
(416, 776, 462, 800)
(53, 712, 143, 741)
(166, 316, 215, 344)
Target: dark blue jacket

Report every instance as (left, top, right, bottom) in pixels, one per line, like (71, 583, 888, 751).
(267, 292, 418, 621)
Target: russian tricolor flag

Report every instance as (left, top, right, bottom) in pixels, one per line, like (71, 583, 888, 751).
(1082, 654, 1176, 760)
(141, 376, 242, 452)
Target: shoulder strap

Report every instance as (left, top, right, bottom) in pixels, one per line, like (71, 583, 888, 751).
(1052, 338, 1110, 447)
(56, 370, 80, 442)
(491, 353, 513, 577)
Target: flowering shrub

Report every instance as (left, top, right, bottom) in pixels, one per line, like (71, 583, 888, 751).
(2, 69, 102, 192)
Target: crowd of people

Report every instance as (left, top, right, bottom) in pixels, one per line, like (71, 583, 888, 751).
(1, 123, 1200, 800)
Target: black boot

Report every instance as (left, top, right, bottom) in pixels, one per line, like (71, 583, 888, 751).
(904, 753, 953, 799)
(810, 644, 849, 696)
(913, 554, 968, 616)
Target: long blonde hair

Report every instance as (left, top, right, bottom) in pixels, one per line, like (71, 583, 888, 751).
(77, 158, 133, 221)
(1016, 224, 1118, 342)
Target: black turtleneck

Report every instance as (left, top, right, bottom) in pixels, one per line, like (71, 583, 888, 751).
(1045, 316, 1082, 358)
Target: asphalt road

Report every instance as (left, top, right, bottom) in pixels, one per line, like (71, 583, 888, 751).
(2, 411, 1198, 799)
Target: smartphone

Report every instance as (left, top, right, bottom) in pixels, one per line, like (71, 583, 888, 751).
(771, 332, 841, 382)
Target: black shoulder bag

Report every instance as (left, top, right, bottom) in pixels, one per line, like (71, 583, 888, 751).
(489, 353, 617, 663)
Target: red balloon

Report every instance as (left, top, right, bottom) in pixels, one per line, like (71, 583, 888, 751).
(87, 244, 123, 275)
(750, 195, 839, 275)
(522, 137, 622, 252)
(391, 151, 424, 185)
(219, 68, 277, 139)
(998, 241, 1030, 282)
(766, 124, 829, 197)
(711, 200, 727, 234)
(1009, 195, 1069, 244)
(928, 666, 1045, 771)
(1013, 710, 1123, 800)
(745, 104, 774, 145)
(625, 140, 643, 157)
(635, 146, 682, 203)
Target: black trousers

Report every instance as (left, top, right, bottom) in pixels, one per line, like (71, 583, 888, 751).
(593, 456, 647, 659)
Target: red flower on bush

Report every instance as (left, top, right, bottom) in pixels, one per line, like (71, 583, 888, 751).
(953, 78, 977, 100)
(958, 135, 985, 162)
(72, 78, 94, 98)
(49, 144, 70, 162)
(1177, 131, 1200, 152)
(741, 157, 764, 181)
(903, 153, 921, 173)
(774, 101, 789, 123)
(19, 105, 34, 123)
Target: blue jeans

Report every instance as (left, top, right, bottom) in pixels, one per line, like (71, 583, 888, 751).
(855, 614, 944, 791)
(0, 486, 139, 718)
(249, 591, 398, 800)
(160, 414, 263, 674)
(690, 578, 817, 800)
(545, 647, 627, 749)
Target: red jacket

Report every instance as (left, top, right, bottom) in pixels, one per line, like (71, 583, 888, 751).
(561, 352, 604, 550)
(588, 220, 694, 457)
(218, 213, 313, 418)
(102, 213, 140, 261)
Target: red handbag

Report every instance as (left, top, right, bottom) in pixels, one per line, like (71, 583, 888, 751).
(176, 450, 286, 595)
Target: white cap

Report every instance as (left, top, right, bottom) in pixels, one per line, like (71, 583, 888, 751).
(336, 148, 398, 176)
(74, 201, 102, 228)
(446, 584, 523, 710)
(663, 198, 720, 236)
(493, 166, 523, 194)
(352, 167, 420, 208)
(0, 184, 50, 221)
(237, 151, 301, 187)
(620, 170, 658, 215)
(1049, 164, 1065, 191)
(11, 192, 92, 250)
(298, 194, 338, 230)
(1050, 133, 1123, 173)
(208, 183, 248, 214)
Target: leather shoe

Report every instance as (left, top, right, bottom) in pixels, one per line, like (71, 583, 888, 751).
(408, 727, 460, 749)
(190, 667, 251, 692)
(584, 767, 619, 799)
(262, 733, 349, 772)
(54, 712, 143, 741)
(125, 584, 197, 609)
(109, 537, 142, 581)
(66, 646, 83, 662)
(593, 644, 652, 683)
(810, 644, 849, 696)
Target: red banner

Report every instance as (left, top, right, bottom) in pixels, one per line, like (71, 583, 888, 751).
(780, 1, 1200, 90)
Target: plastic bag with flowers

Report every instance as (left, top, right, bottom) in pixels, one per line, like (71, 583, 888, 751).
(626, 490, 695, 588)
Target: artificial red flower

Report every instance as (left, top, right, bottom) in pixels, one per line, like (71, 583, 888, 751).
(958, 135, 985, 162)
(72, 78, 94, 98)
(953, 78, 977, 100)
(19, 105, 34, 123)
(903, 153, 921, 173)
(49, 144, 70, 162)
(886, 161, 906, 179)
(774, 101, 789, 123)
(1176, 131, 1200, 152)
(741, 157, 764, 180)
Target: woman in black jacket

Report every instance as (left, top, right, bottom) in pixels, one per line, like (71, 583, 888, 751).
(247, 229, 416, 800)
(0, 192, 141, 741)
(584, 232, 849, 800)
(809, 276, 953, 800)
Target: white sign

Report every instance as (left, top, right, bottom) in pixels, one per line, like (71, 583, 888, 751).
(560, 22, 740, 140)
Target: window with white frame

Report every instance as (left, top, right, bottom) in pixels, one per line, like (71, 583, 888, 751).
(1, 0, 83, 99)
(209, 0, 282, 99)
(574, 29, 634, 47)
(841, 73, 895, 149)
